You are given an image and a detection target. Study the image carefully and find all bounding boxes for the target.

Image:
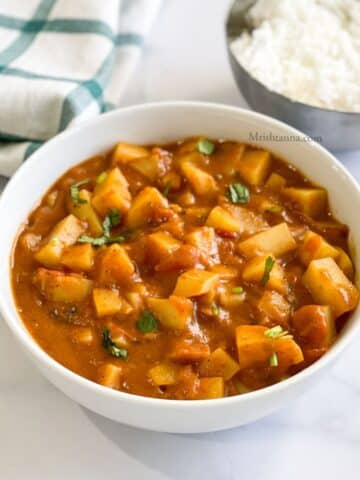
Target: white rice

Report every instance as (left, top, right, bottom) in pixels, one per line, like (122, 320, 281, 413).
(230, 0, 360, 112)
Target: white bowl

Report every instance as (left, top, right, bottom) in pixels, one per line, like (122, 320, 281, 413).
(0, 102, 359, 433)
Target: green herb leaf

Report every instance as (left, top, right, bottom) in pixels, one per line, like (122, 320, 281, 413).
(162, 180, 172, 197)
(264, 325, 289, 339)
(267, 205, 282, 213)
(232, 286, 244, 294)
(136, 311, 158, 333)
(78, 235, 107, 246)
(96, 171, 107, 184)
(102, 328, 128, 359)
(70, 178, 90, 204)
(197, 138, 215, 155)
(260, 256, 275, 286)
(212, 303, 220, 316)
(227, 183, 250, 204)
(269, 351, 278, 367)
(108, 208, 121, 227)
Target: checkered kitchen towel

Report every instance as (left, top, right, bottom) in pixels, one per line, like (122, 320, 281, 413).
(0, 0, 162, 176)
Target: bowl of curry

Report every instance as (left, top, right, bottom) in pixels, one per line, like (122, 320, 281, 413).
(1, 102, 359, 432)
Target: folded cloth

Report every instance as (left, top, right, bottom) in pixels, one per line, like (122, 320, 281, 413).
(0, 0, 162, 176)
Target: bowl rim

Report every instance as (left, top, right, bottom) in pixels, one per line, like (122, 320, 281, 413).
(225, 0, 360, 118)
(0, 100, 359, 409)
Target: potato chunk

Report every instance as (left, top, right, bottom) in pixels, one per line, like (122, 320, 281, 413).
(147, 296, 193, 329)
(302, 257, 359, 317)
(97, 244, 135, 285)
(93, 288, 123, 316)
(33, 268, 93, 302)
(180, 162, 218, 196)
(35, 214, 85, 267)
(149, 362, 179, 386)
(242, 255, 288, 294)
(336, 247, 354, 278)
(237, 223, 296, 258)
(112, 141, 149, 164)
(67, 189, 103, 236)
(298, 231, 339, 266)
(128, 148, 169, 181)
(70, 327, 94, 345)
(199, 348, 240, 380)
(147, 231, 181, 264)
(282, 188, 327, 218)
(61, 243, 95, 272)
(92, 167, 131, 217)
(197, 377, 224, 399)
(205, 206, 242, 233)
(185, 227, 218, 258)
(292, 305, 335, 348)
(257, 290, 291, 325)
(235, 325, 303, 370)
(238, 149, 271, 185)
(126, 187, 170, 229)
(265, 173, 286, 191)
(173, 269, 219, 297)
(98, 363, 123, 389)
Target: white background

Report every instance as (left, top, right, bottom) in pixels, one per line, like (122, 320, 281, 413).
(1, 1, 360, 479)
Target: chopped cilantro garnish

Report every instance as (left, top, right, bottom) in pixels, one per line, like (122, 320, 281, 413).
(102, 328, 128, 359)
(78, 208, 124, 246)
(227, 183, 250, 204)
(212, 303, 220, 316)
(96, 171, 107, 184)
(70, 178, 90, 204)
(197, 138, 215, 155)
(162, 180, 172, 197)
(269, 352, 278, 367)
(267, 205, 282, 213)
(260, 256, 275, 286)
(264, 325, 288, 339)
(232, 286, 244, 294)
(136, 311, 158, 333)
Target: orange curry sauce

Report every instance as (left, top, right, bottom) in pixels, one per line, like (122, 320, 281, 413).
(11, 138, 359, 399)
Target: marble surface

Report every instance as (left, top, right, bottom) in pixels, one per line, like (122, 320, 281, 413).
(1, 1, 360, 478)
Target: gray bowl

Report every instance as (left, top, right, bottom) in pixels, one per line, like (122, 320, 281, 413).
(226, 0, 360, 152)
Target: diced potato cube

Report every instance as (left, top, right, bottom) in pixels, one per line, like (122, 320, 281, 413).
(176, 150, 204, 165)
(206, 206, 242, 233)
(292, 305, 335, 348)
(147, 231, 181, 263)
(197, 377, 224, 399)
(71, 327, 94, 345)
(170, 342, 210, 362)
(128, 149, 168, 181)
(149, 362, 179, 386)
(173, 269, 219, 297)
(336, 247, 354, 278)
(185, 227, 218, 257)
(238, 149, 271, 185)
(92, 168, 131, 216)
(219, 285, 245, 308)
(242, 255, 288, 294)
(257, 290, 291, 325)
(93, 288, 123, 316)
(97, 244, 135, 285)
(237, 223, 296, 258)
(199, 348, 240, 380)
(147, 296, 193, 329)
(67, 189, 103, 236)
(298, 231, 339, 266)
(126, 187, 170, 229)
(235, 325, 303, 370)
(265, 173, 286, 190)
(176, 189, 196, 207)
(160, 171, 182, 191)
(61, 243, 95, 271)
(35, 214, 85, 267)
(112, 141, 149, 164)
(33, 268, 93, 302)
(226, 205, 268, 236)
(97, 363, 123, 389)
(210, 265, 239, 281)
(282, 188, 327, 218)
(302, 257, 359, 317)
(180, 162, 218, 196)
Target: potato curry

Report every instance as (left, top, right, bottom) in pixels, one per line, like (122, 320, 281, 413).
(12, 137, 359, 400)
